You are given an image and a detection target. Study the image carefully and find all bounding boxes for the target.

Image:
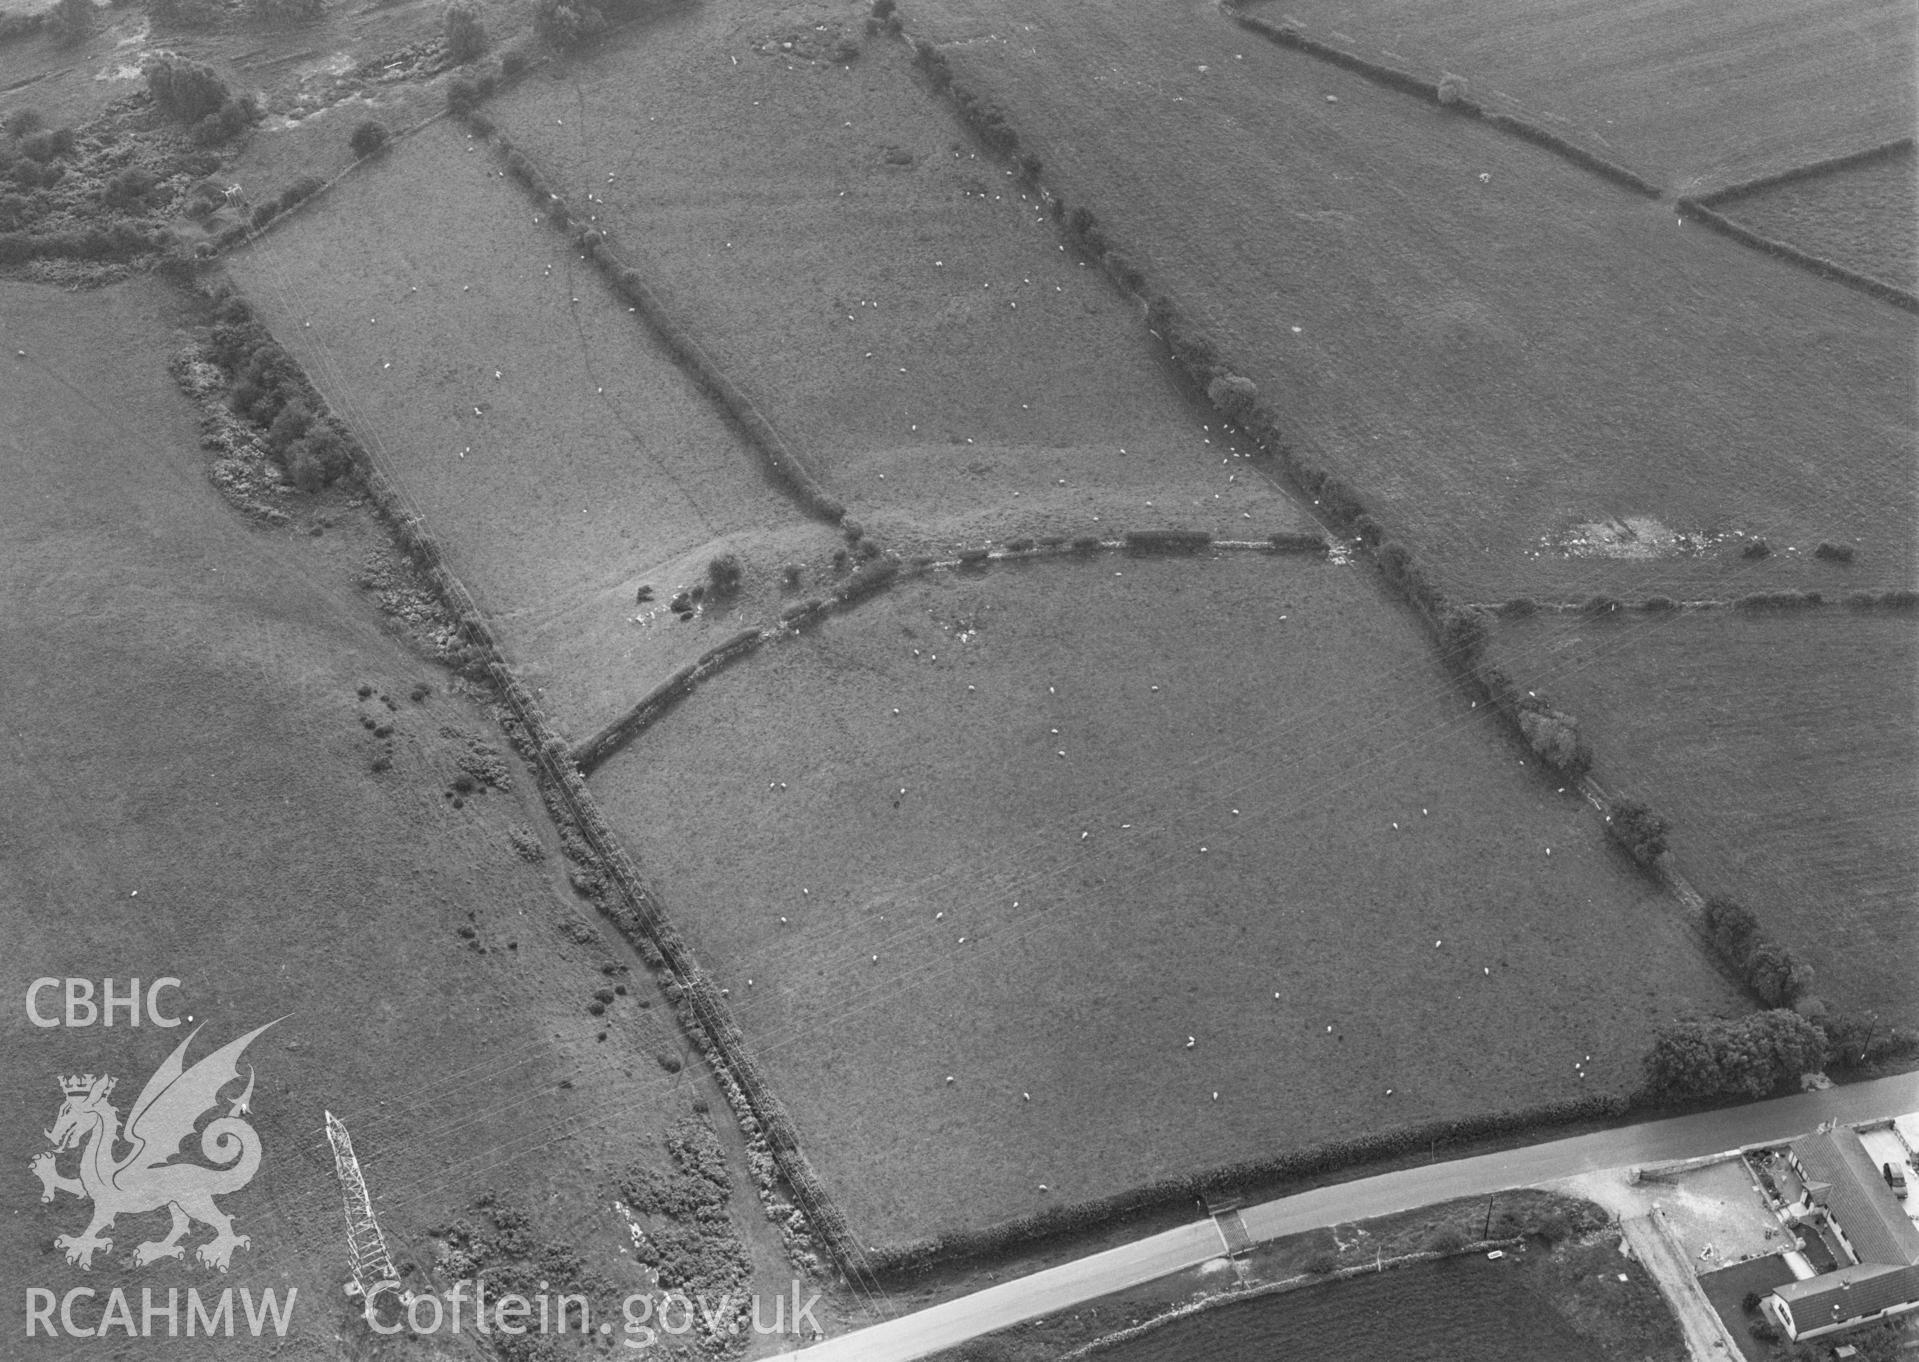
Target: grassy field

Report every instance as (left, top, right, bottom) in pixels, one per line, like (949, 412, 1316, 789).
(907, 0, 1917, 604)
(1718, 146, 1919, 293)
(1487, 608, 1919, 1025)
(590, 552, 1744, 1244)
(1240, 0, 1916, 191)
(228, 116, 848, 740)
(0, 278, 805, 1356)
(484, 5, 1313, 554)
(1097, 1255, 1610, 1362)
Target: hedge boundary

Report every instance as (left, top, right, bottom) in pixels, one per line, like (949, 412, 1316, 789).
(1697, 136, 1914, 207)
(1218, 4, 1662, 199)
(182, 274, 865, 1282)
(1474, 588, 1919, 615)
(569, 526, 1331, 773)
(867, 16, 1893, 1272)
(460, 115, 848, 525)
(864, 1092, 1631, 1278)
(571, 627, 764, 774)
(1673, 196, 1919, 313)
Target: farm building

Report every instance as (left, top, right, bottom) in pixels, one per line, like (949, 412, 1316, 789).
(1766, 1127, 1919, 1341)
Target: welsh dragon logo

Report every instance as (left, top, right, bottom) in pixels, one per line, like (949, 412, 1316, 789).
(30, 1020, 277, 1272)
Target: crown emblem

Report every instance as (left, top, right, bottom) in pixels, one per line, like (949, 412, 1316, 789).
(60, 1074, 110, 1097)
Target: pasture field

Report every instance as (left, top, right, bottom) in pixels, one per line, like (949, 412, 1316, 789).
(485, 5, 1312, 552)
(1096, 1255, 1617, 1362)
(1487, 608, 1919, 1025)
(229, 116, 848, 741)
(909, 0, 1918, 603)
(590, 552, 1745, 1245)
(1717, 146, 1919, 293)
(1238, 0, 1916, 192)
(0, 278, 802, 1356)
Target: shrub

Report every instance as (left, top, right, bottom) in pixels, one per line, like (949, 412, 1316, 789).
(1436, 606, 1488, 669)
(20, 127, 76, 162)
(249, 199, 279, 229)
(1302, 1250, 1337, 1275)
(1578, 594, 1622, 616)
(1205, 373, 1258, 421)
(349, 120, 391, 158)
(657, 1051, 682, 1073)
(48, 0, 93, 44)
(276, 173, 324, 212)
(1436, 71, 1468, 106)
(3, 109, 42, 139)
(1704, 896, 1761, 963)
(145, 57, 231, 122)
(1532, 1209, 1571, 1244)
(1813, 540, 1855, 562)
(1639, 595, 1679, 612)
(1425, 1225, 1466, 1255)
(1739, 537, 1771, 559)
(444, 0, 488, 61)
(1517, 704, 1591, 777)
(870, 0, 894, 15)
(705, 552, 743, 599)
(102, 164, 158, 208)
(1498, 596, 1537, 617)
(534, 0, 604, 49)
(266, 399, 313, 454)
(1604, 798, 1668, 867)
(1643, 1009, 1826, 1103)
(190, 98, 258, 147)
(446, 72, 482, 113)
(500, 42, 532, 76)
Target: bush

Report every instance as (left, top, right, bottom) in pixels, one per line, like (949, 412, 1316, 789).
(444, 0, 488, 61)
(1578, 594, 1622, 616)
(20, 127, 76, 162)
(1205, 373, 1259, 421)
(349, 119, 391, 158)
(1813, 540, 1855, 562)
(1302, 1250, 1337, 1274)
(1739, 537, 1771, 559)
(446, 72, 482, 113)
(534, 0, 604, 49)
(500, 42, 532, 76)
(1498, 596, 1537, 617)
(3, 109, 42, 139)
(1532, 1209, 1571, 1244)
(1517, 703, 1591, 777)
(1425, 1225, 1466, 1254)
(705, 552, 743, 599)
(145, 57, 232, 123)
(277, 173, 324, 212)
(1639, 595, 1679, 612)
(1436, 71, 1468, 106)
(48, 0, 93, 44)
(102, 164, 158, 208)
(1643, 1009, 1826, 1103)
(1704, 896, 1761, 963)
(1436, 606, 1488, 669)
(1604, 798, 1669, 867)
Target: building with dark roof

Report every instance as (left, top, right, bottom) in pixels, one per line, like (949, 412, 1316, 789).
(1766, 1127, 1919, 1342)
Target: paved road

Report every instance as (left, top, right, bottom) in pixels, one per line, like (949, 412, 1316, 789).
(771, 1071, 1919, 1361)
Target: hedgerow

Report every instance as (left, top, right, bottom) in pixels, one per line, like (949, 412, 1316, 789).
(866, 1090, 1632, 1276)
(1643, 1009, 1825, 1103)
(1603, 798, 1669, 869)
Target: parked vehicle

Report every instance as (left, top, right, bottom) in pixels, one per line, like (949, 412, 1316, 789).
(1884, 1162, 1909, 1199)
